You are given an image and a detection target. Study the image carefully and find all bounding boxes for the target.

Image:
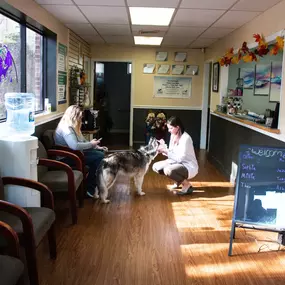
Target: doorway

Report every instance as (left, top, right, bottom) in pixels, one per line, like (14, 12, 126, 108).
(94, 61, 132, 149)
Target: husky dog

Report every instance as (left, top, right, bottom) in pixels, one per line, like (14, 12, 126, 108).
(94, 137, 159, 203)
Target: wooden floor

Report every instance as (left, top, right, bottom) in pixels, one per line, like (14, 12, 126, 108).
(36, 150, 285, 285)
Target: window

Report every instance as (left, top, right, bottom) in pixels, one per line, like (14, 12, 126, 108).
(0, 14, 21, 120)
(26, 28, 43, 111)
(0, 12, 46, 121)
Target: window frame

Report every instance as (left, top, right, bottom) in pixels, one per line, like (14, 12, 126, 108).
(0, 5, 55, 122)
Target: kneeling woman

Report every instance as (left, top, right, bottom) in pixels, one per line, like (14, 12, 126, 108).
(152, 116, 198, 195)
(55, 105, 108, 197)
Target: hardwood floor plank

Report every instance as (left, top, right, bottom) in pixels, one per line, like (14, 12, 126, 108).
(36, 151, 285, 285)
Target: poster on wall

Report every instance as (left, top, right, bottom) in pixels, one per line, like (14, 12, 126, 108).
(58, 43, 67, 104)
(58, 43, 67, 72)
(154, 76, 191, 98)
(58, 71, 67, 104)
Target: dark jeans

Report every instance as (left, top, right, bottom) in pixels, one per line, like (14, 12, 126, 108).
(61, 149, 104, 195)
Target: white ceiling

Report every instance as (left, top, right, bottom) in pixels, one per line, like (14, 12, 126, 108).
(35, 0, 283, 48)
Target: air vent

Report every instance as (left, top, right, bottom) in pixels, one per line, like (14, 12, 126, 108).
(139, 30, 160, 35)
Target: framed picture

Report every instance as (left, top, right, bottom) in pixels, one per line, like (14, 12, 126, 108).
(212, 62, 220, 92)
(185, 65, 199, 75)
(240, 67, 254, 89)
(270, 61, 282, 102)
(172, 64, 184, 75)
(174, 52, 187, 62)
(254, 64, 271, 96)
(143, 63, 156, 74)
(156, 51, 168, 61)
(157, 64, 170, 74)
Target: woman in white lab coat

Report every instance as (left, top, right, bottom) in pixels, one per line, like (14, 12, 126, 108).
(152, 116, 199, 195)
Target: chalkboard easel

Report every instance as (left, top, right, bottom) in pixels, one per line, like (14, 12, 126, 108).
(229, 145, 285, 256)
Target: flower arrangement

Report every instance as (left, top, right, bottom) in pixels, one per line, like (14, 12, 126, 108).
(219, 34, 284, 66)
(145, 110, 167, 143)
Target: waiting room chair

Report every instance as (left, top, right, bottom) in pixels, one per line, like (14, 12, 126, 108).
(0, 176, 56, 285)
(37, 141, 84, 224)
(42, 129, 89, 198)
(0, 220, 24, 285)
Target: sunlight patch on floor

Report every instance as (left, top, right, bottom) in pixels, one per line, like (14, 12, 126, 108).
(181, 243, 285, 277)
(171, 201, 228, 230)
(191, 181, 235, 188)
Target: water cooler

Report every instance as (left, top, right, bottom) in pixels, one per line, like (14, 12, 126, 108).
(0, 135, 40, 207)
(0, 92, 40, 207)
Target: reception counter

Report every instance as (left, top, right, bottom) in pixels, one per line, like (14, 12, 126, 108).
(208, 111, 285, 181)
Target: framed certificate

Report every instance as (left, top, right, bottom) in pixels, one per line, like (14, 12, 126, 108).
(157, 64, 170, 74)
(185, 65, 199, 75)
(156, 51, 168, 61)
(143, 63, 156, 74)
(174, 52, 187, 62)
(172, 64, 185, 75)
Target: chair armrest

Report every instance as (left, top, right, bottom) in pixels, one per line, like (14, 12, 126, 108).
(47, 149, 82, 172)
(54, 145, 85, 162)
(38, 158, 77, 195)
(2, 177, 54, 210)
(0, 221, 20, 258)
(0, 200, 34, 245)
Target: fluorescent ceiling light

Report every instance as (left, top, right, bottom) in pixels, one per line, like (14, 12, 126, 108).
(129, 7, 175, 26)
(134, 36, 163, 46)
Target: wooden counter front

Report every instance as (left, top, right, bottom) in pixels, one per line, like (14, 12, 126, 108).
(213, 111, 280, 134)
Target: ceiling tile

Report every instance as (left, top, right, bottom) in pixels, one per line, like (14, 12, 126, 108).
(65, 23, 98, 35)
(95, 24, 131, 35)
(201, 27, 235, 39)
(189, 38, 217, 48)
(180, 0, 237, 9)
(162, 36, 195, 46)
(172, 9, 225, 27)
(127, 0, 180, 8)
(80, 35, 105, 44)
(212, 10, 260, 28)
(103, 36, 133, 44)
(161, 42, 188, 47)
(167, 26, 207, 37)
(36, 0, 72, 4)
(132, 25, 168, 37)
(41, 5, 88, 23)
(74, 0, 125, 6)
(231, 0, 282, 12)
(80, 6, 129, 24)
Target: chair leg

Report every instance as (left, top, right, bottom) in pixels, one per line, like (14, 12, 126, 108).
(24, 238, 39, 285)
(78, 182, 84, 208)
(47, 223, 57, 259)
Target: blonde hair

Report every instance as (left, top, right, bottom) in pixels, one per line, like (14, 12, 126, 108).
(58, 105, 83, 136)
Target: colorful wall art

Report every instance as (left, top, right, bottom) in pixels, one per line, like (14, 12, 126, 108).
(254, 64, 271, 96)
(240, 67, 255, 89)
(270, 61, 282, 102)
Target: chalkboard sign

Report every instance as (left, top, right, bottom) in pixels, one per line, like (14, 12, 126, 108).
(233, 145, 285, 230)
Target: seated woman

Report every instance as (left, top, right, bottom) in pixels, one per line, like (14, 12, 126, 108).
(152, 116, 198, 195)
(54, 105, 108, 198)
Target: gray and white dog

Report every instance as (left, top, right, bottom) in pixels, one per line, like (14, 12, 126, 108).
(94, 137, 159, 203)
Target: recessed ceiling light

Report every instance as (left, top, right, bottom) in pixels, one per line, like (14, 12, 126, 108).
(134, 36, 163, 46)
(129, 7, 175, 26)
